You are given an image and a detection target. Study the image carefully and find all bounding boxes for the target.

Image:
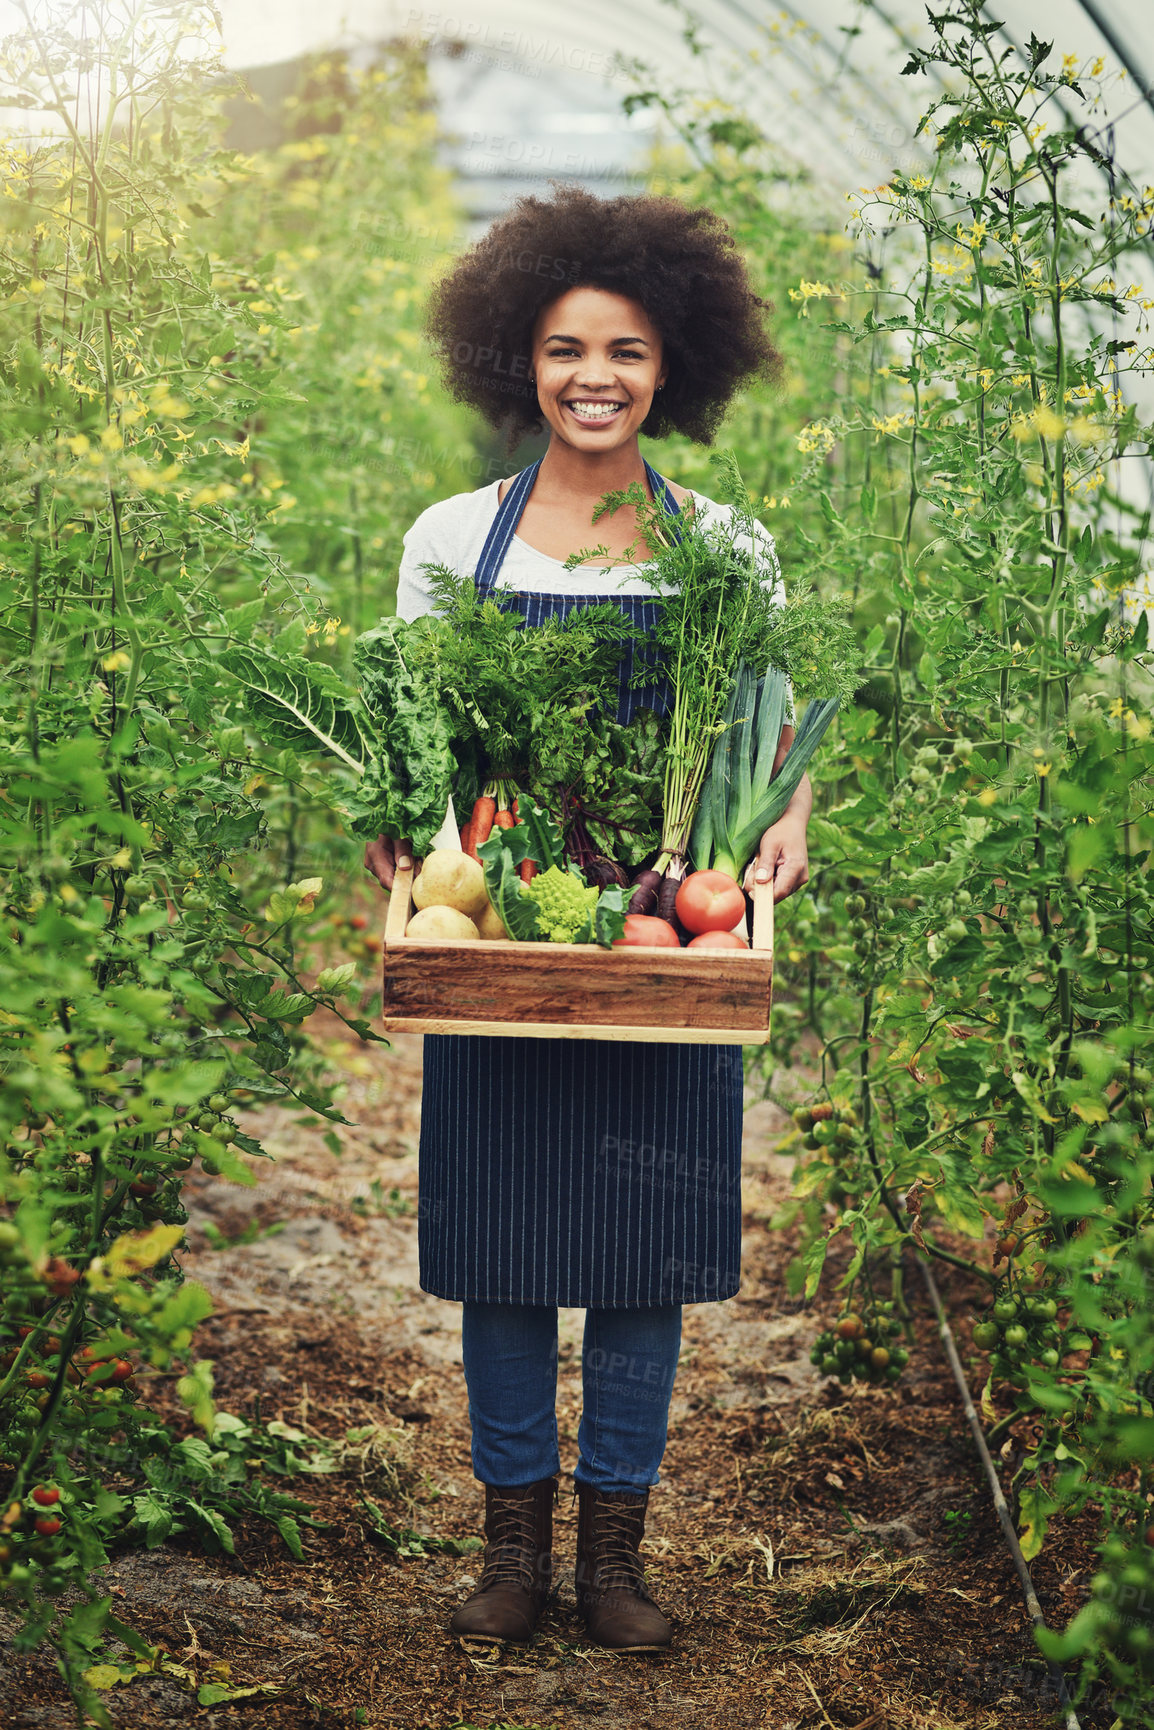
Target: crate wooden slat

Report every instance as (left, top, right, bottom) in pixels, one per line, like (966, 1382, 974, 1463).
(382, 866, 774, 1044)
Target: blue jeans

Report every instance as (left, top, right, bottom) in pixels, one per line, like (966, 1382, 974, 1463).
(461, 1302, 682, 1494)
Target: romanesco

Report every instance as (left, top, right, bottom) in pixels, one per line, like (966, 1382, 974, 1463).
(525, 865, 599, 943)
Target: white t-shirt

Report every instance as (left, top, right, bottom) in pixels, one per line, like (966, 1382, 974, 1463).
(395, 476, 795, 723)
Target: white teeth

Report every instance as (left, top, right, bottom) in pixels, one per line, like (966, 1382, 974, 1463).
(569, 402, 622, 418)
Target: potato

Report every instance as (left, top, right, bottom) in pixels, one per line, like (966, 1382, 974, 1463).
(412, 849, 488, 920)
(476, 902, 510, 941)
(405, 905, 480, 942)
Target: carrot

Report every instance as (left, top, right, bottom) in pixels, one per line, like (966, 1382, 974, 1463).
(460, 821, 478, 861)
(494, 810, 515, 830)
(519, 859, 539, 884)
(628, 868, 662, 916)
(511, 796, 519, 820)
(471, 794, 497, 849)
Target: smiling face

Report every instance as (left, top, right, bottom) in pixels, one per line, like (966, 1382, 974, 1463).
(529, 286, 667, 452)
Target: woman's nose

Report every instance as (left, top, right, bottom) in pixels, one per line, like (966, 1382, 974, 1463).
(572, 365, 617, 389)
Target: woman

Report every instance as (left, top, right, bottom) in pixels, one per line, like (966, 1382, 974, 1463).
(364, 185, 812, 1654)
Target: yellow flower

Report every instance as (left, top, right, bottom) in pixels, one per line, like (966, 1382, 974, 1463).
(796, 420, 837, 455)
(1034, 405, 1067, 440)
(66, 434, 90, 456)
(956, 219, 988, 247)
(870, 412, 911, 437)
(977, 787, 998, 807)
(102, 651, 132, 673)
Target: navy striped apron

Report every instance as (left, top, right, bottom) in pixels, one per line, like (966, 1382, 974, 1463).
(417, 457, 744, 1308)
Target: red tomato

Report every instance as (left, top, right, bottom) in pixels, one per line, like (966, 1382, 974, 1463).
(34, 1515, 62, 1537)
(32, 1486, 60, 1508)
(675, 870, 746, 935)
(687, 930, 749, 950)
(612, 915, 682, 949)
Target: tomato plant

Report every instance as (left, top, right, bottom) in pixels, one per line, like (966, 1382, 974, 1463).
(0, 2, 474, 1716)
(632, 6, 1154, 1718)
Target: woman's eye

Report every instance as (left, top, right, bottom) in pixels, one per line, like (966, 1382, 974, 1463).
(545, 348, 645, 361)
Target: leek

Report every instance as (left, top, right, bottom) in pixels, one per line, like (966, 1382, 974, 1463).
(690, 663, 839, 879)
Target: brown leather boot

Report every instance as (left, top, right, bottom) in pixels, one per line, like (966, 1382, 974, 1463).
(448, 1477, 556, 1646)
(575, 1486, 672, 1652)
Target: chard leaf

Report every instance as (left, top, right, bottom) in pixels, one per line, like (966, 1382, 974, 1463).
(219, 647, 370, 773)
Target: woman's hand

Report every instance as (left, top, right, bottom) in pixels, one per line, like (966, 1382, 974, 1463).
(743, 813, 809, 903)
(363, 833, 413, 892)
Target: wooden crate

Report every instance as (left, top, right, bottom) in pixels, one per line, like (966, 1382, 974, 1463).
(382, 867, 773, 1043)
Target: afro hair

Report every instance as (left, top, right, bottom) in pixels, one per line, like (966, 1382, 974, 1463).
(424, 183, 781, 449)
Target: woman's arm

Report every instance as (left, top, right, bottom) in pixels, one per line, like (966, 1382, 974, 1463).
(742, 723, 811, 903)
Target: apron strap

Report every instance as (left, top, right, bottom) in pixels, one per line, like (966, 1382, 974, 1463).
(473, 458, 543, 599)
(643, 459, 684, 534)
(474, 453, 683, 599)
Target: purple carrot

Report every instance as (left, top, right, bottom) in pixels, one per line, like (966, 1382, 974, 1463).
(628, 868, 662, 916)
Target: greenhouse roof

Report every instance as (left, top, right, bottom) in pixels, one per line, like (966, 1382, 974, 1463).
(2, 1, 1152, 210)
(203, 0, 1154, 198)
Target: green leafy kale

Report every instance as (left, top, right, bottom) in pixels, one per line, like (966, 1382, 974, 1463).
(347, 620, 457, 849)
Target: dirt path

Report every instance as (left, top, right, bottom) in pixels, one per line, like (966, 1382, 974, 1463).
(0, 1016, 1113, 1730)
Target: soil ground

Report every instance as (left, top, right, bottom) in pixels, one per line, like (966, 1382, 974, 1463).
(0, 1009, 1118, 1730)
